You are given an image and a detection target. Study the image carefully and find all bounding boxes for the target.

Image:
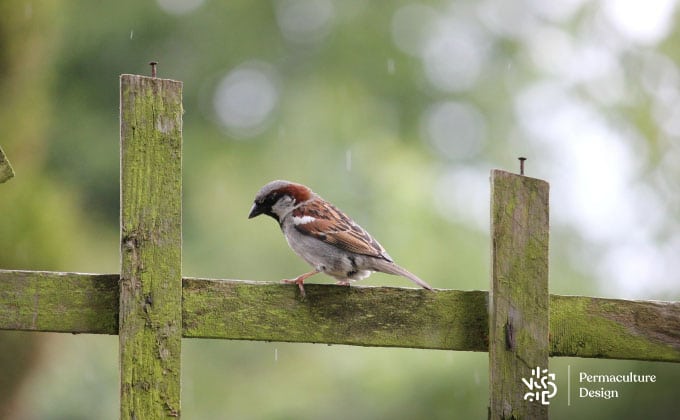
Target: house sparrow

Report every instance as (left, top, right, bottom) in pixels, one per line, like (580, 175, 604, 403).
(248, 180, 433, 296)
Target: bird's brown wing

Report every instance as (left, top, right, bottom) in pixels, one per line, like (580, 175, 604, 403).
(291, 199, 392, 261)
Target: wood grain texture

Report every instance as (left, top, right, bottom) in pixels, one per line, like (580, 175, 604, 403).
(0, 270, 118, 333)
(0, 270, 680, 363)
(181, 279, 488, 350)
(489, 170, 550, 420)
(550, 295, 680, 362)
(1, 271, 678, 363)
(119, 74, 183, 419)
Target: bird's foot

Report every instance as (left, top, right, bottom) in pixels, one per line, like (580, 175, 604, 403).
(335, 280, 351, 286)
(282, 276, 307, 297)
(282, 270, 320, 298)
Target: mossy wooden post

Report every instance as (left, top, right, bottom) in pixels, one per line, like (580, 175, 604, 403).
(0, 145, 15, 183)
(489, 169, 550, 419)
(119, 74, 183, 418)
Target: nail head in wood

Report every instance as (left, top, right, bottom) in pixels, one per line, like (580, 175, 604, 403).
(149, 61, 158, 78)
(518, 157, 527, 175)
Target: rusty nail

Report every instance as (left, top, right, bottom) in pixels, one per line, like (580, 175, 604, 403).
(518, 157, 527, 175)
(149, 61, 158, 78)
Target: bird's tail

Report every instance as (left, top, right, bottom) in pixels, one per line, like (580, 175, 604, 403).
(373, 259, 434, 291)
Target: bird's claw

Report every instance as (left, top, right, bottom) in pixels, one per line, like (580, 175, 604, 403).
(281, 270, 320, 298)
(282, 277, 307, 297)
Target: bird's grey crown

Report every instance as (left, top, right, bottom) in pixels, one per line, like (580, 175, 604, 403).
(254, 180, 294, 202)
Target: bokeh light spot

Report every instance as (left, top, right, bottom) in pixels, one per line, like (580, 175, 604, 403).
(275, 0, 335, 44)
(422, 101, 486, 160)
(602, 0, 677, 45)
(213, 62, 279, 139)
(422, 19, 487, 92)
(391, 4, 437, 56)
(156, 0, 204, 15)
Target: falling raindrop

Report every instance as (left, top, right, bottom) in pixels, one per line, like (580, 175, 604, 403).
(274, 348, 278, 362)
(130, 30, 134, 40)
(345, 149, 352, 172)
(387, 58, 396, 75)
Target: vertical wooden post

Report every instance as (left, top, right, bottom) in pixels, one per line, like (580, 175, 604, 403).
(119, 74, 183, 418)
(489, 170, 550, 419)
(0, 145, 14, 183)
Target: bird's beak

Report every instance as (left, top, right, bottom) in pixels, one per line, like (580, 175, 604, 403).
(248, 203, 264, 219)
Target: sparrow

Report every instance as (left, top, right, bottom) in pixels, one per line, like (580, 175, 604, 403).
(248, 180, 433, 296)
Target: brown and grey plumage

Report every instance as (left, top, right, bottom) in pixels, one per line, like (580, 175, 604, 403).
(248, 180, 433, 296)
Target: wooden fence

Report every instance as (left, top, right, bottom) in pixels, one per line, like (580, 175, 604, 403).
(1, 73, 679, 419)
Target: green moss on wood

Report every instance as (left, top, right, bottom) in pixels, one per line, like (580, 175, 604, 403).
(550, 295, 680, 362)
(1, 271, 678, 362)
(119, 74, 183, 419)
(0, 145, 15, 183)
(0, 270, 118, 333)
(182, 278, 489, 351)
(489, 170, 550, 420)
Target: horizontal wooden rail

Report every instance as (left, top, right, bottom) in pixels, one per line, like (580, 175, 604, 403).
(182, 278, 487, 350)
(1, 270, 679, 362)
(0, 270, 118, 334)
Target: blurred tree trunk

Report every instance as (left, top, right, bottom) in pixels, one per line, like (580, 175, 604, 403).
(0, 1, 63, 418)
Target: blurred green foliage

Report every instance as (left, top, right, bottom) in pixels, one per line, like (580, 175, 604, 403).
(2, 0, 680, 419)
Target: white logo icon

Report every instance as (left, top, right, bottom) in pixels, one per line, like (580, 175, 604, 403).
(522, 367, 557, 405)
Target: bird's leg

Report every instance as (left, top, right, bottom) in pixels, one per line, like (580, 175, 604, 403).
(282, 270, 319, 297)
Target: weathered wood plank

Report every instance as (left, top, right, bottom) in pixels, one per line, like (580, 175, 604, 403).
(119, 74, 183, 419)
(489, 170, 550, 419)
(550, 295, 680, 363)
(0, 270, 118, 334)
(181, 278, 488, 350)
(0, 145, 15, 183)
(0, 270, 679, 362)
